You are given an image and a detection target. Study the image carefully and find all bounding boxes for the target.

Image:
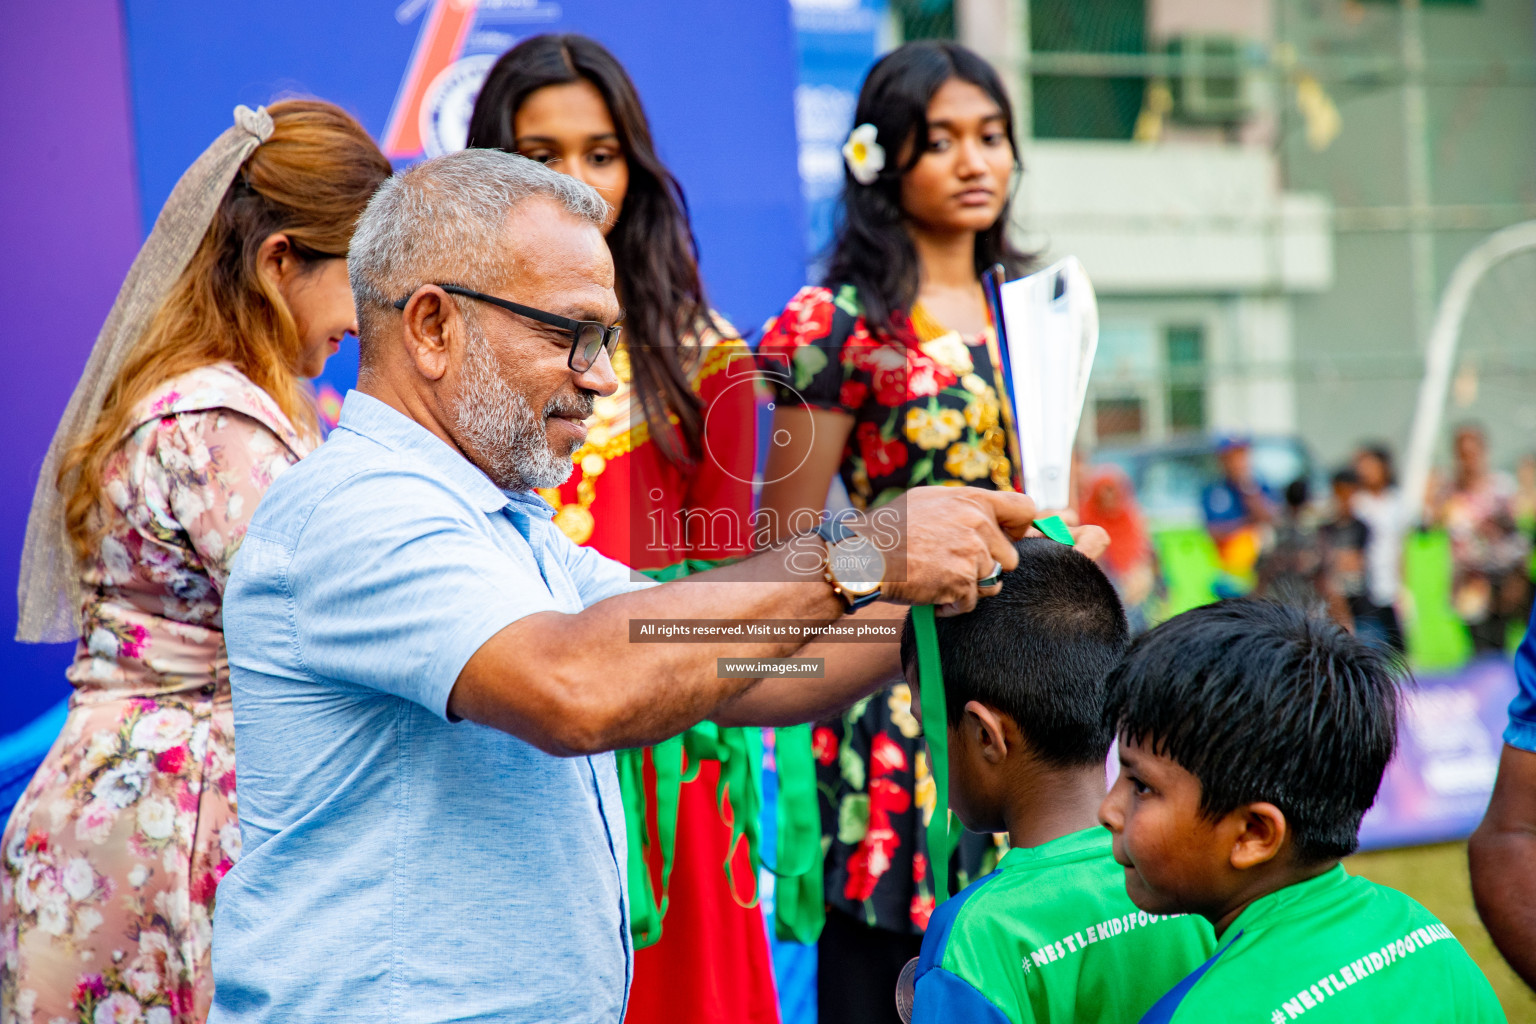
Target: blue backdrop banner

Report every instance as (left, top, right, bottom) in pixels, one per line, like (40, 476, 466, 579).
(3, 1, 807, 732)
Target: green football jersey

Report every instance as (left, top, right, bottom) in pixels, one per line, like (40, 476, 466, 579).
(1140, 864, 1505, 1024)
(908, 827, 1217, 1024)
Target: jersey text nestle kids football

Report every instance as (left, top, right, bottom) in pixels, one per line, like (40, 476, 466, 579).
(909, 827, 1216, 1023)
(1139, 864, 1504, 1023)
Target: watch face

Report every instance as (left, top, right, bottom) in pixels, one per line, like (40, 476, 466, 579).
(827, 535, 886, 596)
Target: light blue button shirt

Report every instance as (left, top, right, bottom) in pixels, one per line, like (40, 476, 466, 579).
(211, 391, 653, 1023)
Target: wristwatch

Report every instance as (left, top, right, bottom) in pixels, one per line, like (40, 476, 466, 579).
(816, 519, 886, 610)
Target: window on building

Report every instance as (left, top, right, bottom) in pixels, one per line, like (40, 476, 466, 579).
(1165, 324, 1206, 434)
(1030, 0, 1147, 140)
(893, 0, 955, 41)
(1095, 395, 1145, 441)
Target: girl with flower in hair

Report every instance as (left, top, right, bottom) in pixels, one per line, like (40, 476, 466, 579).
(756, 40, 1032, 1024)
(4, 101, 390, 1023)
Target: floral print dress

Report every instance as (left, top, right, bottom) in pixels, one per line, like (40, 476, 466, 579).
(759, 286, 1013, 935)
(2, 363, 311, 1024)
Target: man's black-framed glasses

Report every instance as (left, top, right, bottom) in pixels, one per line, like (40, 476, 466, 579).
(393, 284, 622, 372)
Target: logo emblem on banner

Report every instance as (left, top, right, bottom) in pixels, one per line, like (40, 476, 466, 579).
(384, 0, 481, 160)
(383, 0, 565, 161)
(421, 52, 498, 157)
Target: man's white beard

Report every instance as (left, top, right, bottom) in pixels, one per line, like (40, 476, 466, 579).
(453, 324, 583, 491)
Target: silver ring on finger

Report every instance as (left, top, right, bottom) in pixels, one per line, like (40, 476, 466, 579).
(978, 561, 1003, 589)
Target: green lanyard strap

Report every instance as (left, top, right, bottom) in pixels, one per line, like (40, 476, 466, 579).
(764, 723, 825, 943)
(619, 557, 825, 947)
(911, 603, 959, 904)
(911, 514, 1074, 905)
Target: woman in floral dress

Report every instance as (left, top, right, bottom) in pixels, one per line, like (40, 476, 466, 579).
(757, 42, 1033, 1024)
(3, 101, 389, 1024)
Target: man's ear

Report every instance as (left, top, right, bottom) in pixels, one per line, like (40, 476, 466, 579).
(1227, 801, 1288, 871)
(962, 700, 1010, 766)
(399, 286, 459, 382)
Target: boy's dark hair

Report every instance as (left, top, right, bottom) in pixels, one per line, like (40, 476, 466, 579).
(899, 538, 1130, 767)
(1103, 599, 1401, 863)
(1284, 477, 1309, 509)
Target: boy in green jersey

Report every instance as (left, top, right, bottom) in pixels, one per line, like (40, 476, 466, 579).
(1099, 599, 1506, 1023)
(894, 538, 1217, 1024)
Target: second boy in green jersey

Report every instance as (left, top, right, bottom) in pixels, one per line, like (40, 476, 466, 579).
(1100, 600, 1504, 1024)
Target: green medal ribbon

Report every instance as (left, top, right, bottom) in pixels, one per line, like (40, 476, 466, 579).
(911, 518, 1074, 904)
(1034, 514, 1075, 546)
(911, 603, 959, 904)
(765, 723, 825, 943)
(620, 558, 825, 947)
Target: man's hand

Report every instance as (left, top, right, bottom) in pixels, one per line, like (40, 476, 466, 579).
(1470, 743, 1536, 989)
(1068, 524, 1110, 561)
(873, 487, 1036, 616)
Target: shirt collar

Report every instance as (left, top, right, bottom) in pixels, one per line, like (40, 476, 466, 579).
(997, 825, 1108, 871)
(336, 390, 553, 516)
(1225, 862, 1350, 938)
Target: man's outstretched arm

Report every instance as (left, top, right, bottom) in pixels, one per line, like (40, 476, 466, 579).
(450, 487, 1038, 756)
(1470, 742, 1536, 989)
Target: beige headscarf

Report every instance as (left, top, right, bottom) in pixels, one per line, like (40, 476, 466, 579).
(16, 105, 275, 643)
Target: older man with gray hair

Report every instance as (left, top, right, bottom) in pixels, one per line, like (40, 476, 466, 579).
(209, 150, 1067, 1023)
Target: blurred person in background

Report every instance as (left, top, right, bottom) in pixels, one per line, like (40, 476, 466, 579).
(1429, 423, 1532, 655)
(465, 35, 772, 1024)
(3, 101, 390, 1024)
(1352, 444, 1408, 654)
(1513, 453, 1536, 539)
(1078, 464, 1159, 633)
(756, 40, 1033, 1024)
(1254, 477, 1343, 624)
(1200, 435, 1275, 581)
(1319, 467, 1370, 633)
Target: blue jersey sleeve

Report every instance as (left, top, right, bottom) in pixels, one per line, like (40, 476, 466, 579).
(1503, 604, 1536, 752)
(1138, 937, 1234, 1024)
(911, 967, 1015, 1024)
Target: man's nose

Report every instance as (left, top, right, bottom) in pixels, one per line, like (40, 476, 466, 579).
(575, 345, 619, 397)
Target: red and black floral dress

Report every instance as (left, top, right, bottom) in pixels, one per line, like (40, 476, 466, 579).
(759, 285, 1014, 935)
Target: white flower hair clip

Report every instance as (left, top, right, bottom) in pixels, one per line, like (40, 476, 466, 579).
(842, 123, 886, 186)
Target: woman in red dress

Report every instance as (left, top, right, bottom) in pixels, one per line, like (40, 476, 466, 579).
(467, 35, 778, 1024)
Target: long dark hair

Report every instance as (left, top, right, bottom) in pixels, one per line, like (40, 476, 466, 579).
(467, 34, 712, 466)
(824, 41, 1033, 337)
